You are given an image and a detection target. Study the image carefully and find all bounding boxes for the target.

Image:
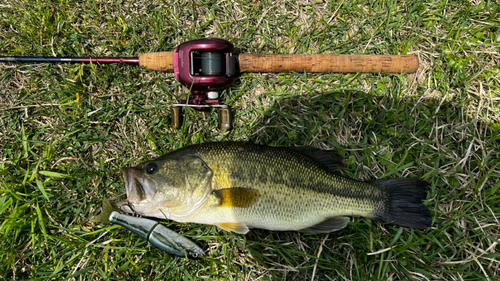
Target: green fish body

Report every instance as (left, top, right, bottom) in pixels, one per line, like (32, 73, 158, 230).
(117, 142, 431, 234)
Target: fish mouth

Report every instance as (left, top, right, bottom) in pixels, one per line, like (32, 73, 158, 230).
(117, 167, 157, 212)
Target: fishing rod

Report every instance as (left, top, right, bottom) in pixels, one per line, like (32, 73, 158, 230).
(0, 38, 419, 130)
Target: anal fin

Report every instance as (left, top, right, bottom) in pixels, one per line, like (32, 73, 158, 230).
(300, 217, 350, 233)
(216, 222, 250, 234)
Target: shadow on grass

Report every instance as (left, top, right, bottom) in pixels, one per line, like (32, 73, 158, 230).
(239, 88, 500, 279)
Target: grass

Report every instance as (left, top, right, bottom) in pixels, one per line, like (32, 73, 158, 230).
(1, 0, 499, 280)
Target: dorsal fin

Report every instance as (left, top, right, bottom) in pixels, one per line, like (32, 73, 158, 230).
(290, 147, 344, 173)
(212, 188, 260, 208)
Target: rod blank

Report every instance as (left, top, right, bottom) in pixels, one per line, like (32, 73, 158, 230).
(0, 56, 140, 65)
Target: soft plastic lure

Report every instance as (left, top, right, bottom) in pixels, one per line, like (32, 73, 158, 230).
(109, 211, 205, 257)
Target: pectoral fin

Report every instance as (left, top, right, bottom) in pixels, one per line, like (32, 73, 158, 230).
(216, 222, 249, 234)
(300, 217, 350, 233)
(212, 188, 260, 208)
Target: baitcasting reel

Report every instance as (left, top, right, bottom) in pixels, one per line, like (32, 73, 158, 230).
(170, 38, 237, 130)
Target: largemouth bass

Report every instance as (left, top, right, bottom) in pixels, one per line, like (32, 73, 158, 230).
(116, 142, 431, 234)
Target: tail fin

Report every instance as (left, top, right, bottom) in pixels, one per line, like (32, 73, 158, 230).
(373, 179, 432, 229)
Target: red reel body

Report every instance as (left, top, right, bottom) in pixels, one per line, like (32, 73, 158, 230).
(173, 38, 237, 110)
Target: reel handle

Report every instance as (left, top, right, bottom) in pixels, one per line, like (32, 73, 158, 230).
(170, 105, 232, 131)
(238, 54, 419, 74)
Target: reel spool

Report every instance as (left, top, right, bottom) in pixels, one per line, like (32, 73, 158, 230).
(200, 52, 225, 75)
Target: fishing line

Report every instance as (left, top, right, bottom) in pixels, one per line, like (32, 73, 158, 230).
(201, 52, 224, 75)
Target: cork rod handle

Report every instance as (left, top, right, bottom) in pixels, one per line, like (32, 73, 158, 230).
(138, 52, 174, 71)
(238, 54, 419, 74)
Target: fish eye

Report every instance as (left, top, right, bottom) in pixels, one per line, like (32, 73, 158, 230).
(145, 163, 158, 174)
